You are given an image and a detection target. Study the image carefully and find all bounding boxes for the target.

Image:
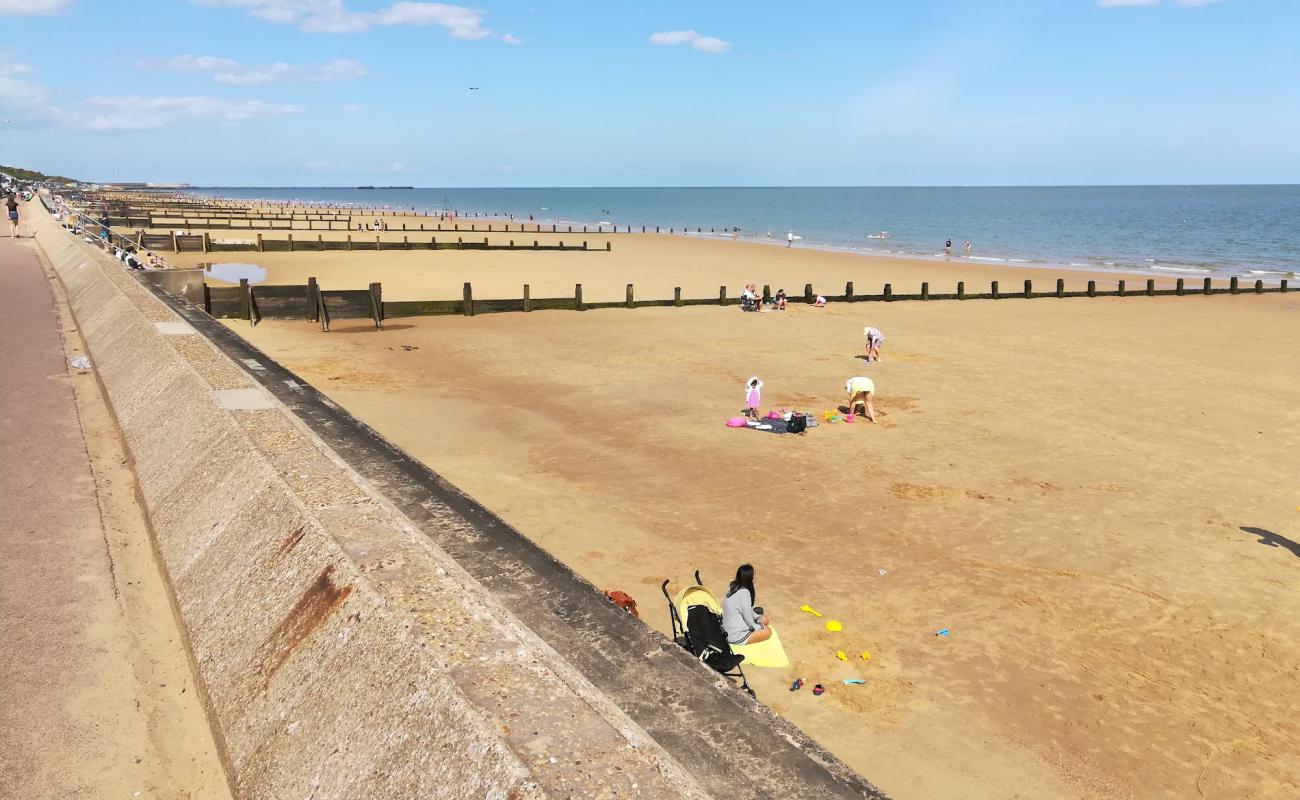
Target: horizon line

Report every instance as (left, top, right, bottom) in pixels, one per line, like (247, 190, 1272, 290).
(178, 183, 1300, 191)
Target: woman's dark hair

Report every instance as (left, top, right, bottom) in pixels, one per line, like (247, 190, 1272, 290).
(728, 563, 756, 603)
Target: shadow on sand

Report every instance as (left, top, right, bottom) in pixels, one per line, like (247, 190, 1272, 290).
(1239, 527, 1300, 559)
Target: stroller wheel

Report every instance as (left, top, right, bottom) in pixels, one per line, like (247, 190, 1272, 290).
(746, 687, 757, 699)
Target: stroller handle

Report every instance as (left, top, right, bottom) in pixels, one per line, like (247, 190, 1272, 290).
(694, 569, 703, 586)
(660, 578, 671, 599)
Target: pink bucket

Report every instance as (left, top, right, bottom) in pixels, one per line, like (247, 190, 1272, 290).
(726, 417, 748, 428)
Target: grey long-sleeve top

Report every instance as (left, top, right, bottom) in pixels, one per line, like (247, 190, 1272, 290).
(722, 587, 761, 644)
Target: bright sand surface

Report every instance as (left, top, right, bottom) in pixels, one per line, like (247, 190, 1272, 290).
(215, 239, 1298, 799)
(166, 229, 1195, 302)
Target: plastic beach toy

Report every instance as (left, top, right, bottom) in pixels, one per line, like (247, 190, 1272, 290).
(860, 651, 871, 661)
(825, 620, 843, 632)
(843, 678, 866, 685)
(812, 683, 825, 696)
(789, 678, 804, 692)
(936, 628, 950, 637)
(836, 650, 848, 661)
(726, 417, 747, 428)
(799, 604, 823, 618)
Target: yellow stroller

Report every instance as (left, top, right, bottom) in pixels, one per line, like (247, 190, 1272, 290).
(661, 570, 754, 697)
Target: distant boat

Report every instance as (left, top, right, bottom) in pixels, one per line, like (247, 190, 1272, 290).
(356, 186, 414, 190)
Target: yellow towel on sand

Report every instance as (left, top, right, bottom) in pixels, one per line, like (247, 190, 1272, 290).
(731, 627, 791, 668)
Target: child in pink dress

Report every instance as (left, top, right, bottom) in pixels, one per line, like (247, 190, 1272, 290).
(744, 376, 763, 419)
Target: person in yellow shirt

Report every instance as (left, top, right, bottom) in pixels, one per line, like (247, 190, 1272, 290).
(844, 376, 876, 422)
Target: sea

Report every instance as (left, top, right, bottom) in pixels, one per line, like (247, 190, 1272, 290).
(188, 186, 1300, 282)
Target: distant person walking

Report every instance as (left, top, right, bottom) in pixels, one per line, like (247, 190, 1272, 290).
(964, 240, 972, 256)
(6, 192, 20, 238)
(787, 231, 794, 248)
(945, 238, 952, 256)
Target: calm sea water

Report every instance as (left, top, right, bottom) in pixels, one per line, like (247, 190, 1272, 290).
(192, 186, 1300, 280)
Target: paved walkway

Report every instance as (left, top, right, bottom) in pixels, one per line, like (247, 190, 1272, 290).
(0, 231, 229, 798)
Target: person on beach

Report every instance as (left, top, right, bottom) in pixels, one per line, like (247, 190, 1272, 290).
(813, 294, 827, 307)
(741, 283, 763, 312)
(774, 288, 787, 310)
(964, 240, 972, 256)
(6, 192, 19, 238)
(863, 326, 885, 362)
(744, 376, 763, 419)
(787, 231, 795, 247)
(722, 564, 771, 645)
(845, 376, 876, 422)
(945, 238, 953, 256)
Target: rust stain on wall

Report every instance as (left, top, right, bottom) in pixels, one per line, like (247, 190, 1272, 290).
(261, 564, 353, 682)
(276, 525, 307, 558)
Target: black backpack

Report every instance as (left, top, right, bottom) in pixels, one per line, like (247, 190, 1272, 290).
(787, 412, 807, 434)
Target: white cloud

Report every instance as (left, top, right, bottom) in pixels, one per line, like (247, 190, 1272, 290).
(137, 54, 366, 84)
(0, 62, 34, 78)
(340, 103, 362, 112)
(1, 59, 301, 132)
(197, 0, 494, 38)
(81, 96, 304, 130)
(499, 33, 523, 45)
(0, 57, 59, 127)
(0, 0, 71, 14)
(649, 29, 731, 54)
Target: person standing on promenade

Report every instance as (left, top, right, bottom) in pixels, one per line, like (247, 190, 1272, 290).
(6, 192, 20, 238)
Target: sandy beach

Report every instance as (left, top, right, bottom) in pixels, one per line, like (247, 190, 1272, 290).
(164, 229, 1193, 304)
(221, 239, 1300, 799)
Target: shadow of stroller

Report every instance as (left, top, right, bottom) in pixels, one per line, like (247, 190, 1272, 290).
(1240, 527, 1300, 559)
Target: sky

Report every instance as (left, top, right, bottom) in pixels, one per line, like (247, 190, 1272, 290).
(1, 0, 1298, 186)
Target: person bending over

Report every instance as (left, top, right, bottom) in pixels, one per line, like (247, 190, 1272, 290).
(774, 288, 787, 310)
(863, 326, 885, 362)
(722, 564, 771, 645)
(845, 376, 876, 422)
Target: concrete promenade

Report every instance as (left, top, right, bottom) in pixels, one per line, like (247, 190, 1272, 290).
(0, 231, 229, 798)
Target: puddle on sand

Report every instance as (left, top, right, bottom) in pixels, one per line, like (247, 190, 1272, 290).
(203, 262, 267, 284)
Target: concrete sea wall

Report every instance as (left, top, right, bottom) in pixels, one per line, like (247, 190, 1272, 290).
(35, 205, 887, 800)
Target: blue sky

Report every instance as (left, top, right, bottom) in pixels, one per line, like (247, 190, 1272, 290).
(1, 0, 1297, 186)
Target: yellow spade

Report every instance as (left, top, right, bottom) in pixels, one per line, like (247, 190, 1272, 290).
(799, 604, 823, 618)
(836, 650, 848, 661)
(825, 620, 843, 632)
